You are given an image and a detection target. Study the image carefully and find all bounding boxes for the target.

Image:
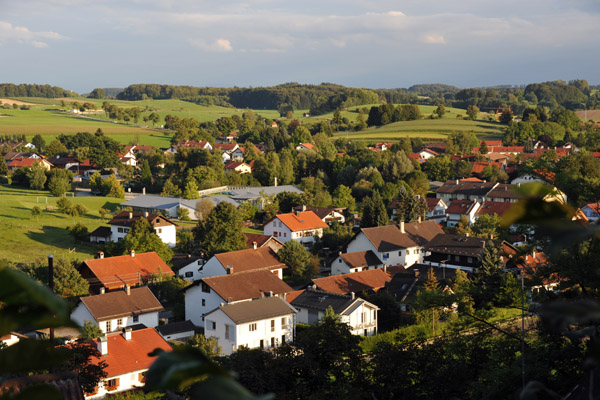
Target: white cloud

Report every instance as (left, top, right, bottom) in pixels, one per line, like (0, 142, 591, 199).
(189, 38, 233, 52)
(0, 20, 65, 48)
(423, 34, 446, 44)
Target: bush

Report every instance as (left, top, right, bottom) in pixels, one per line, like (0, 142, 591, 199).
(67, 223, 89, 240)
(56, 197, 74, 214)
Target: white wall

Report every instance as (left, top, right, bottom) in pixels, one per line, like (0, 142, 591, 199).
(71, 303, 159, 333)
(204, 308, 295, 356)
(88, 368, 147, 398)
(178, 259, 208, 281)
(264, 220, 292, 243)
(185, 284, 226, 327)
(159, 330, 195, 341)
(200, 257, 228, 278)
(155, 224, 176, 248)
(344, 303, 378, 336)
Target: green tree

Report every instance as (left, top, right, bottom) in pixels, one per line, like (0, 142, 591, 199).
(360, 191, 388, 228)
(422, 155, 453, 181)
(194, 198, 214, 221)
(414, 268, 449, 330)
(161, 178, 182, 197)
(434, 103, 446, 118)
(332, 184, 356, 211)
(88, 88, 105, 99)
(27, 161, 47, 190)
(44, 139, 68, 158)
(479, 140, 489, 155)
(0, 157, 8, 176)
(187, 334, 222, 359)
(178, 207, 190, 221)
(471, 213, 502, 238)
(183, 179, 200, 200)
(31, 205, 43, 222)
(123, 217, 173, 263)
(472, 241, 503, 308)
(89, 171, 103, 193)
(98, 207, 110, 221)
(102, 174, 125, 198)
(52, 258, 89, 298)
(67, 222, 89, 240)
(48, 175, 70, 197)
(193, 202, 246, 258)
(81, 320, 103, 339)
(140, 160, 152, 188)
(499, 108, 514, 124)
(466, 105, 479, 120)
(31, 134, 45, 152)
(56, 197, 74, 215)
(278, 240, 311, 279)
(332, 109, 342, 131)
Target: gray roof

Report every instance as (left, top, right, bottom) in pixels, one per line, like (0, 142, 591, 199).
(229, 185, 303, 201)
(155, 320, 195, 336)
(121, 194, 181, 210)
(291, 289, 378, 315)
(209, 296, 297, 324)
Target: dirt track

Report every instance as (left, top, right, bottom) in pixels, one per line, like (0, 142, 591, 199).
(0, 98, 36, 106)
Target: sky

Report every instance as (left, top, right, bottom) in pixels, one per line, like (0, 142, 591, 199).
(1, 0, 599, 94)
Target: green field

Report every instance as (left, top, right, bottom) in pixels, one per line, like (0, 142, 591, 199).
(0, 185, 125, 263)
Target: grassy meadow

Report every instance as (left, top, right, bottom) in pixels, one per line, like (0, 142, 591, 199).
(0, 185, 125, 263)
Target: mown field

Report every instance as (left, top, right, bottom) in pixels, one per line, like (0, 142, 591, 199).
(0, 185, 124, 263)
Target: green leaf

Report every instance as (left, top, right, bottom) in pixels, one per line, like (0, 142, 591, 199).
(0, 340, 70, 375)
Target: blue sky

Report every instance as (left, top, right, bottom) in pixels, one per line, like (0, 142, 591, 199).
(1, 0, 599, 93)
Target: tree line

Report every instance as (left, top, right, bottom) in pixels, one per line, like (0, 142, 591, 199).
(0, 83, 75, 98)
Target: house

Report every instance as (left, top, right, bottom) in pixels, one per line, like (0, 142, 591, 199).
(47, 155, 80, 171)
(119, 195, 226, 220)
(229, 185, 304, 209)
(108, 211, 177, 247)
(167, 140, 212, 154)
(0, 332, 27, 347)
(310, 266, 405, 295)
(446, 200, 481, 227)
(87, 328, 171, 398)
(435, 180, 498, 204)
(198, 246, 286, 280)
(174, 254, 206, 281)
(7, 157, 53, 171)
(292, 205, 346, 225)
(78, 251, 174, 294)
(580, 203, 600, 222)
(155, 320, 196, 341)
(475, 201, 514, 220)
(418, 148, 439, 159)
(425, 198, 448, 223)
(295, 143, 316, 151)
(345, 220, 444, 267)
(224, 161, 252, 174)
(243, 233, 284, 253)
(263, 211, 328, 245)
(290, 288, 379, 336)
(224, 131, 238, 143)
(89, 226, 112, 244)
(331, 250, 384, 275)
(71, 286, 163, 333)
(385, 264, 456, 312)
(423, 234, 516, 272)
(184, 269, 293, 326)
(3, 151, 41, 162)
(213, 143, 239, 162)
(203, 296, 297, 356)
(230, 147, 245, 161)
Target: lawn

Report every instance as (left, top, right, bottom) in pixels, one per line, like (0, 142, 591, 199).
(0, 185, 125, 263)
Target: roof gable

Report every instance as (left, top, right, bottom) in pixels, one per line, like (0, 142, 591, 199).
(199, 270, 293, 302)
(210, 296, 297, 324)
(274, 211, 329, 231)
(311, 267, 405, 295)
(214, 247, 285, 273)
(359, 220, 444, 252)
(82, 252, 173, 288)
(108, 211, 176, 228)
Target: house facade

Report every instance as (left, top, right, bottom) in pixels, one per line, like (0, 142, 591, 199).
(425, 198, 448, 223)
(71, 286, 163, 333)
(108, 211, 177, 247)
(263, 211, 328, 245)
(331, 251, 384, 275)
(197, 246, 285, 280)
(203, 296, 297, 356)
(446, 200, 481, 227)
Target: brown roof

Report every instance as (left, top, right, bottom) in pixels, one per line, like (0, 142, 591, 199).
(311, 266, 406, 295)
(81, 252, 174, 289)
(436, 180, 497, 197)
(425, 197, 446, 211)
(359, 220, 444, 252)
(425, 234, 489, 258)
(285, 289, 305, 303)
(79, 286, 163, 321)
(211, 296, 297, 324)
(109, 211, 176, 228)
(198, 270, 293, 302)
(476, 201, 514, 217)
(214, 246, 286, 273)
(339, 251, 383, 269)
(446, 200, 478, 215)
(485, 184, 524, 200)
(243, 233, 282, 249)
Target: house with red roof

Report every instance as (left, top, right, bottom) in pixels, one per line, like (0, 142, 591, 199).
(446, 199, 481, 227)
(263, 210, 328, 245)
(310, 265, 406, 295)
(193, 246, 286, 281)
(476, 201, 514, 219)
(243, 233, 284, 253)
(86, 328, 171, 398)
(7, 157, 53, 171)
(295, 143, 316, 151)
(167, 140, 212, 154)
(78, 251, 174, 294)
(224, 161, 252, 174)
(418, 148, 439, 159)
(213, 143, 239, 162)
(425, 198, 448, 223)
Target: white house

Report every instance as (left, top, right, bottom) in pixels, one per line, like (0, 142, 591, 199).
(155, 320, 196, 342)
(292, 205, 346, 225)
(331, 250, 384, 275)
(346, 220, 444, 268)
(425, 198, 448, 223)
(87, 328, 171, 398)
(295, 143, 316, 151)
(446, 200, 481, 227)
(197, 246, 286, 281)
(203, 296, 297, 356)
(108, 211, 177, 248)
(184, 270, 293, 326)
(71, 286, 163, 334)
(264, 211, 328, 245)
(176, 255, 207, 281)
(290, 289, 379, 336)
(418, 148, 439, 160)
(167, 140, 213, 154)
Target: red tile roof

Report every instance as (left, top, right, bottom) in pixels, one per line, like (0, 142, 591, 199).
(446, 200, 478, 215)
(91, 328, 171, 378)
(471, 161, 502, 174)
(311, 266, 406, 294)
(243, 233, 280, 249)
(298, 143, 315, 150)
(425, 198, 446, 212)
(213, 143, 238, 151)
(214, 247, 285, 274)
(274, 211, 328, 231)
(81, 252, 173, 289)
(476, 201, 514, 217)
(8, 158, 52, 168)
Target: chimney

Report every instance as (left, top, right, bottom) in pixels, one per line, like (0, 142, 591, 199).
(383, 264, 387, 273)
(295, 210, 300, 216)
(274, 177, 278, 187)
(311, 284, 317, 291)
(252, 241, 257, 250)
(481, 240, 486, 248)
(227, 266, 234, 275)
(351, 292, 355, 300)
(125, 285, 131, 295)
(144, 211, 149, 218)
(99, 287, 106, 294)
(400, 221, 405, 234)
(532, 249, 536, 258)
(143, 187, 146, 195)
(261, 291, 265, 298)
(97, 336, 108, 355)
(97, 251, 105, 259)
(414, 269, 420, 277)
(489, 234, 494, 240)
(123, 327, 132, 341)
(269, 290, 273, 297)
(417, 216, 422, 224)
(465, 232, 469, 237)
(129, 212, 133, 219)
(302, 205, 306, 212)
(130, 249, 135, 258)
(48, 254, 54, 291)
(455, 179, 459, 185)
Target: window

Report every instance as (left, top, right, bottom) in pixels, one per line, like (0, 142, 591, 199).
(201, 282, 210, 293)
(398, 251, 402, 256)
(383, 253, 389, 260)
(225, 324, 231, 340)
(105, 320, 111, 331)
(271, 319, 275, 332)
(185, 271, 193, 278)
(207, 320, 216, 330)
(271, 337, 276, 347)
(133, 315, 139, 323)
(197, 260, 203, 265)
(117, 318, 123, 328)
(338, 258, 342, 263)
(249, 323, 257, 332)
(202, 299, 205, 307)
(138, 372, 145, 383)
(118, 227, 124, 233)
(281, 334, 286, 344)
(467, 257, 473, 263)
(454, 255, 460, 262)
(284, 232, 286, 237)
(105, 378, 120, 390)
(157, 228, 162, 234)
(281, 317, 286, 328)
